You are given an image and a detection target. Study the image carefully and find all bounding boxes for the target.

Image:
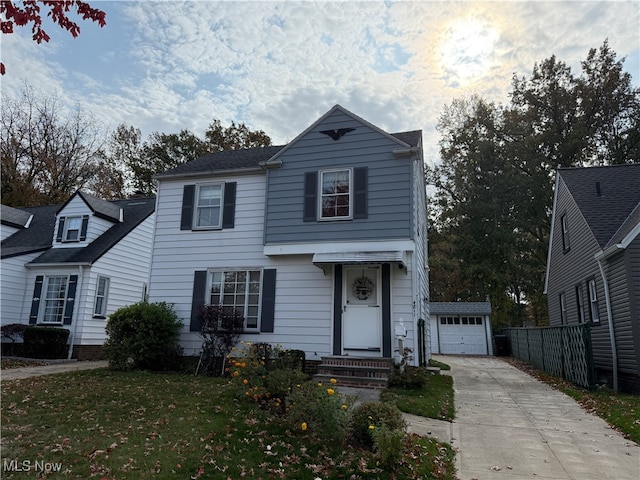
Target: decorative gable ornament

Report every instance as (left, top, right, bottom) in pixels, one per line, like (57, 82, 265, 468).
(320, 128, 356, 141)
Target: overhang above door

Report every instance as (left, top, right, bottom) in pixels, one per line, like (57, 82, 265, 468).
(312, 251, 407, 274)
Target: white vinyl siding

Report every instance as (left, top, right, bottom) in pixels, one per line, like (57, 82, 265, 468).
(1, 252, 39, 326)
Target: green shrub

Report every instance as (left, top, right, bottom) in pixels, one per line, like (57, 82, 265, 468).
(23, 326, 69, 359)
(349, 401, 406, 448)
(388, 365, 430, 389)
(104, 302, 182, 371)
(371, 424, 405, 469)
(287, 379, 353, 443)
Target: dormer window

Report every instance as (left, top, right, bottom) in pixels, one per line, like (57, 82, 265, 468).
(56, 215, 89, 243)
(64, 216, 82, 241)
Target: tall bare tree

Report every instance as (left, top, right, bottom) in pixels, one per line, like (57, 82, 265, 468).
(1, 85, 117, 206)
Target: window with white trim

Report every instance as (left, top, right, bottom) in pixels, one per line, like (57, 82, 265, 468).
(576, 284, 586, 323)
(64, 216, 83, 242)
(588, 279, 600, 323)
(209, 270, 262, 330)
(42, 276, 69, 324)
(559, 292, 567, 324)
(320, 169, 351, 219)
(195, 183, 223, 229)
(93, 276, 110, 317)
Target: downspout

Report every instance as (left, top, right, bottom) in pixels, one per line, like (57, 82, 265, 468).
(67, 265, 85, 360)
(596, 255, 618, 392)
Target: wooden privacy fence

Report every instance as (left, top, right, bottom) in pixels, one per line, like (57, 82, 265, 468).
(503, 324, 595, 389)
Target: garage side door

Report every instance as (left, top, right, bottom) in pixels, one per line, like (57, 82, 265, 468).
(439, 316, 488, 355)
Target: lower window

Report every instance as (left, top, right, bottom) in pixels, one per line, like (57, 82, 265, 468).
(42, 276, 69, 324)
(209, 270, 262, 330)
(93, 276, 110, 317)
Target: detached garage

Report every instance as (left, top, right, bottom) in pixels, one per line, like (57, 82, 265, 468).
(430, 302, 493, 355)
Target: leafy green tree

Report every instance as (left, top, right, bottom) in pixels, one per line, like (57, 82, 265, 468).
(430, 41, 639, 327)
(125, 120, 272, 195)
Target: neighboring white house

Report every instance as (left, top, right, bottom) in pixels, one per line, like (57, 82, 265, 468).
(429, 302, 493, 355)
(1, 191, 155, 359)
(148, 105, 430, 367)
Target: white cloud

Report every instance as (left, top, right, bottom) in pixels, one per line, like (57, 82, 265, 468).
(2, 0, 638, 166)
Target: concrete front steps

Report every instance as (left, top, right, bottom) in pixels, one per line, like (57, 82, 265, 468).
(314, 356, 394, 389)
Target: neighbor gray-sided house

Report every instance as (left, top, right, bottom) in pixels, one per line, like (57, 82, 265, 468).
(1, 191, 156, 359)
(429, 302, 493, 355)
(147, 105, 430, 369)
(545, 163, 640, 393)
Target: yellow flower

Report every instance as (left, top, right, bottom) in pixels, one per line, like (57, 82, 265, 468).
(317, 382, 323, 387)
(241, 362, 246, 368)
(341, 404, 347, 410)
(246, 342, 252, 346)
(327, 388, 335, 395)
(232, 371, 239, 377)
(330, 378, 337, 384)
(369, 425, 375, 430)
(301, 422, 308, 431)
(243, 379, 248, 385)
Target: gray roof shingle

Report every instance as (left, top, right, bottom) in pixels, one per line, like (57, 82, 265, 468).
(1, 197, 155, 263)
(559, 163, 640, 248)
(1, 204, 33, 229)
(429, 302, 492, 315)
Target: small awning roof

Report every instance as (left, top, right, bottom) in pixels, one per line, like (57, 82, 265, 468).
(312, 251, 407, 269)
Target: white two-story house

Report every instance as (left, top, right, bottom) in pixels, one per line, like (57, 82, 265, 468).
(148, 105, 430, 369)
(1, 191, 155, 359)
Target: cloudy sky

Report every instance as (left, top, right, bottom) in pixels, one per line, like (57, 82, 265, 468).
(2, 0, 639, 165)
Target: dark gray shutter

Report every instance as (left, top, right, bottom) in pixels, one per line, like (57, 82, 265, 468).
(353, 167, 368, 219)
(303, 172, 318, 222)
(382, 264, 391, 357)
(29, 275, 44, 324)
(181, 185, 195, 231)
(332, 265, 343, 355)
(190, 270, 208, 331)
(79, 215, 89, 241)
(222, 182, 236, 229)
(56, 217, 66, 242)
(260, 269, 277, 333)
(62, 275, 78, 325)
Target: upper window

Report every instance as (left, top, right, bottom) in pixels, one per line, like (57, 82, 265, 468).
(93, 276, 110, 317)
(195, 184, 223, 229)
(588, 279, 600, 323)
(320, 169, 351, 220)
(209, 270, 262, 330)
(41, 276, 69, 324)
(64, 216, 83, 242)
(561, 214, 570, 252)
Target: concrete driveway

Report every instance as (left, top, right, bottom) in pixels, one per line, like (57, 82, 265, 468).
(440, 355, 639, 480)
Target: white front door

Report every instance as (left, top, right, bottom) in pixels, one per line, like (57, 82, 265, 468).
(342, 266, 381, 355)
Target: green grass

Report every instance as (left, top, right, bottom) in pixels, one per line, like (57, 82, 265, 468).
(382, 373, 455, 421)
(507, 359, 640, 444)
(1, 368, 456, 479)
(428, 359, 451, 371)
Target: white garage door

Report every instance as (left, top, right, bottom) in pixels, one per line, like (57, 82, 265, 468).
(438, 316, 488, 355)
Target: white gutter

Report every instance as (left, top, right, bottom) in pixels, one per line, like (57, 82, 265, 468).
(595, 247, 623, 393)
(67, 265, 85, 360)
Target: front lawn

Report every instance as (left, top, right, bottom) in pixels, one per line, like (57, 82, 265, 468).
(1, 369, 456, 479)
(381, 373, 455, 421)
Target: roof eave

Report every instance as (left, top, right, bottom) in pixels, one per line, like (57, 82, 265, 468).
(155, 166, 265, 181)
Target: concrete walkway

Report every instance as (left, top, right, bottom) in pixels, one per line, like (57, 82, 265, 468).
(443, 355, 639, 480)
(1, 360, 108, 381)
